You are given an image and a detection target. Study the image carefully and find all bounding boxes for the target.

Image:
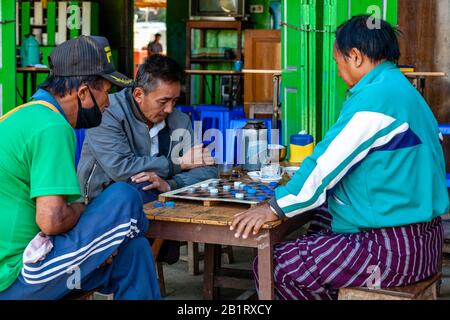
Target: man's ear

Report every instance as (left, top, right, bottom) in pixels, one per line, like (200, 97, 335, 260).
(350, 48, 364, 68)
(77, 84, 89, 102)
(133, 87, 145, 105)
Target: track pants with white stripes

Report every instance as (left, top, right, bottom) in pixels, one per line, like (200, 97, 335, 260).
(253, 207, 443, 300)
(0, 182, 161, 300)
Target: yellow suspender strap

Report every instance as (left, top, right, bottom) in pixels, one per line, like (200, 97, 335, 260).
(0, 100, 60, 123)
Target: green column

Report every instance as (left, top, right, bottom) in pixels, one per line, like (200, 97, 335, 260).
(167, 0, 189, 69)
(69, 1, 81, 39)
(47, 1, 56, 46)
(20, 1, 30, 41)
(0, 0, 17, 114)
(90, 2, 99, 35)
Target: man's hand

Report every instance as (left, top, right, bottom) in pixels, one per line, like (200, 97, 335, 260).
(131, 171, 171, 193)
(180, 144, 215, 171)
(230, 203, 279, 239)
(99, 250, 119, 268)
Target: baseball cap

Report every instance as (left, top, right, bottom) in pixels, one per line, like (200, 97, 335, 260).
(48, 35, 133, 87)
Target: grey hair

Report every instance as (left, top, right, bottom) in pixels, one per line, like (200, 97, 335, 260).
(133, 54, 184, 94)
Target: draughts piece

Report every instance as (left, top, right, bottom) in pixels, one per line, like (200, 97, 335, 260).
(201, 183, 209, 190)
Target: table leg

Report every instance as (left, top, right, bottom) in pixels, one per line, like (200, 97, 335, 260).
(419, 77, 426, 96)
(203, 243, 220, 300)
(22, 72, 28, 103)
(31, 73, 37, 96)
(257, 231, 274, 300)
(187, 242, 200, 275)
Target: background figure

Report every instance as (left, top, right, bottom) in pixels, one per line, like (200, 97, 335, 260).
(147, 33, 163, 56)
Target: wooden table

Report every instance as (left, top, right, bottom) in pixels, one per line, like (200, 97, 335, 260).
(144, 199, 312, 300)
(16, 67, 50, 103)
(403, 72, 447, 96)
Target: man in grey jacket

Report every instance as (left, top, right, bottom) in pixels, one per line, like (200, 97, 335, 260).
(78, 55, 217, 206)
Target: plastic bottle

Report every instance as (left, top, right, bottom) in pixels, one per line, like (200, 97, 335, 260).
(289, 130, 314, 164)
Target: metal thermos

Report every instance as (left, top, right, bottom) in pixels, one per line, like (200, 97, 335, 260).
(239, 120, 268, 171)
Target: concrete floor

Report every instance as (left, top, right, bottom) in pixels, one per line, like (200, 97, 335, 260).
(160, 244, 450, 300)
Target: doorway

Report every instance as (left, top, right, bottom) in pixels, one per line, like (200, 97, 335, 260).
(134, 0, 167, 76)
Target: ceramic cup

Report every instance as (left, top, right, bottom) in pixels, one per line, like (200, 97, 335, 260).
(261, 164, 285, 179)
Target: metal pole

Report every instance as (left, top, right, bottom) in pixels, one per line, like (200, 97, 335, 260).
(272, 74, 281, 130)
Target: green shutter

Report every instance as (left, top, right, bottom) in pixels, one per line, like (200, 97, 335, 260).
(281, 0, 303, 148)
(47, 1, 56, 46)
(0, 0, 16, 114)
(281, 0, 398, 148)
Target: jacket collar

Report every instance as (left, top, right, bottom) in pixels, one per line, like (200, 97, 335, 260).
(31, 89, 68, 121)
(126, 87, 148, 124)
(348, 61, 397, 97)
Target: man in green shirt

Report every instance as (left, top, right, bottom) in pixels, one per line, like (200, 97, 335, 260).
(0, 36, 160, 299)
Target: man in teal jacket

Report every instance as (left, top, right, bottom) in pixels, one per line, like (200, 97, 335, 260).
(231, 15, 448, 300)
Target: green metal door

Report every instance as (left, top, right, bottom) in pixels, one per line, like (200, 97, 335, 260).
(281, 0, 398, 146)
(281, 0, 311, 147)
(0, 0, 16, 115)
(322, 0, 398, 138)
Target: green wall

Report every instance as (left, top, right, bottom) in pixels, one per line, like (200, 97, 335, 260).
(166, 0, 189, 70)
(98, 0, 134, 78)
(249, 0, 271, 29)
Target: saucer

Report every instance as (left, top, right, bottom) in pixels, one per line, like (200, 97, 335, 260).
(260, 176, 283, 184)
(247, 171, 261, 182)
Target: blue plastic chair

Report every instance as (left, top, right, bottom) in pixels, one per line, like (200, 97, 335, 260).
(74, 128, 86, 168)
(438, 124, 450, 187)
(200, 110, 231, 162)
(176, 105, 198, 122)
(195, 104, 245, 121)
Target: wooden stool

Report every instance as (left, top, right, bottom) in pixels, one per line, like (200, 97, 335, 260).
(203, 244, 254, 300)
(338, 273, 441, 300)
(444, 240, 450, 257)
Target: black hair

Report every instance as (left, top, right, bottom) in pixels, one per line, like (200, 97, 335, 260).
(155, 33, 161, 37)
(39, 75, 104, 98)
(335, 15, 401, 63)
(133, 54, 184, 94)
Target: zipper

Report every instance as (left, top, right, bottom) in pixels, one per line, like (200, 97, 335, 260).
(84, 162, 97, 205)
